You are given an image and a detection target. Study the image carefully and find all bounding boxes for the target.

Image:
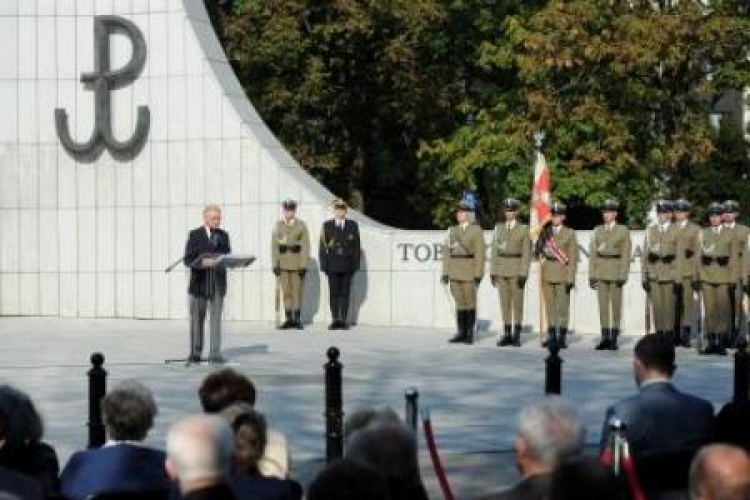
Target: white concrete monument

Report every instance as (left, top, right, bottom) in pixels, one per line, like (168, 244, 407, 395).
(0, 0, 651, 338)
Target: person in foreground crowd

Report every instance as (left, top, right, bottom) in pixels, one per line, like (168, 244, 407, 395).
(673, 199, 700, 347)
(0, 385, 59, 497)
(198, 368, 290, 480)
(183, 204, 231, 364)
(491, 198, 532, 347)
(307, 459, 391, 500)
(477, 397, 586, 500)
(60, 381, 170, 499)
(271, 199, 310, 330)
(0, 404, 43, 500)
(442, 200, 486, 344)
(548, 455, 622, 500)
(319, 199, 361, 330)
(589, 198, 631, 350)
(689, 444, 750, 500)
(600, 335, 714, 456)
(165, 414, 236, 500)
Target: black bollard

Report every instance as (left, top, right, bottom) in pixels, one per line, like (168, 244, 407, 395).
(545, 342, 562, 395)
(324, 347, 344, 463)
(733, 339, 749, 404)
(405, 387, 419, 434)
(87, 352, 107, 448)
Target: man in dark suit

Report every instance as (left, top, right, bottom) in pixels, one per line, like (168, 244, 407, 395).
(184, 205, 231, 363)
(477, 397, 586, 500)
(600, 334, 715, 456)
(0, 464, 42, 500)
(60, 381, 171, 499)
(319, 199, 361, 330)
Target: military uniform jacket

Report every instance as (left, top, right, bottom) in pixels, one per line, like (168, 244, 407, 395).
(674, 221, 700, 280)
(590, 223, 631, 282)
(490, 222, 531, 278)
(271, 219, 310, 271)
(442, 223, 486, 282)
(726, 223, 749, 282)
(183, 226, 231, 297)
(319, 219, 361, 274)
(642, 224, 678, 283)
(540, 226, 578, 284)
(697, 227, 734, 284)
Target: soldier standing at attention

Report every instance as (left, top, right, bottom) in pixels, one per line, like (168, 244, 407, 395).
(442, 201, 486, 344)
(536, 203, 578, 349)
(641, 200, 679, 341)
(697, 202, 735, 355)
(589, 199, 632, 351)
(491, 199, 532, 347)
(722, 200, 749, 346)
(673, 199, 700, 347)
(271, 199, 310, 330)
(319, 199, 361, 330)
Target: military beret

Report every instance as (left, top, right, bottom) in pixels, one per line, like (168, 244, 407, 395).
(723, 200, 740, 213)
(282, 199, 297, 210)
(655, 200, 673, 214)
(602, 199, 619, 211)
(707, 202, 724, 215)
(673, 199, 691, 212)
(503, 198, 521, 211)
(551, 202, 567, 215)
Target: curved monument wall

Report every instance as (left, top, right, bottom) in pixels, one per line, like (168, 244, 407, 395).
(0, 0, 651, 336)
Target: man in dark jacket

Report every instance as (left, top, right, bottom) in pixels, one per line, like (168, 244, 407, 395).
(319, 199, 361, 329)
(184, 205, 231, 363)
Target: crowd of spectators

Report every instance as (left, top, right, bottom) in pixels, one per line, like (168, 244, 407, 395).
(0, 334, 749, 500)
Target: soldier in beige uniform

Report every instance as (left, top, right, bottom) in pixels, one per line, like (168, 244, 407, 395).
(696, 202, 735, 355)
(723, 200, 749, 345)
(271, 200, 310, 329)
(673, 199, 700, 347)
(536, 203, 578, 348)
(491, 199, 531, 347)
(590, 199, 632, 350)
(442, 201, 486, 344)
(641, 200, 679, 340)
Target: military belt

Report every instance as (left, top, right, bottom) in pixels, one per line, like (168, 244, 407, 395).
(597, 254, 621, 259)
(684, 249, 694, 258)
(701, 255, 729, 266)
(497, 253, 522, 258)
(451, 254, 475, 259)
(279, 245, 301, 253)
(647, 253, 675, 264)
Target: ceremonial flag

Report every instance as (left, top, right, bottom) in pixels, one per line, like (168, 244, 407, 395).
(531, 149, 551, 228)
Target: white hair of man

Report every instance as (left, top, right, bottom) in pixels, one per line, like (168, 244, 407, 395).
(166, 414, 234, 483)
(203, 204, 221, 216)
(517, 396, 586, 469)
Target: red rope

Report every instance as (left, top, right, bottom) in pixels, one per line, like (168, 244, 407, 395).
(422, 413, 456, 500)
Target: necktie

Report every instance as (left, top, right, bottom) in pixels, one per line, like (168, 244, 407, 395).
(210, 229, 218, 247)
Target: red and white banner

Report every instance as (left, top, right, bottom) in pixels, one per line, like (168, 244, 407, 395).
(531, 150, 551, 228)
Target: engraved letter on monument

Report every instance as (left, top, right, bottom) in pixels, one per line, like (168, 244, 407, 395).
(55, 16, 150, 161)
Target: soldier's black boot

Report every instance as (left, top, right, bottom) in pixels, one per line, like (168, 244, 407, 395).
(464, 309, 476, 345)
(513, 324, 522, 347)
(449, 311, 467, 343)
(498, 325, 513, 346)
(328, 298, 340, 330)
(544, 327, 557, 349)
(672, 327, 682, 347)
(294, 310, 303, 330)
(610, 328, 620, 350)
(701, 334, 716, 355)
(280, 310, 294, 329)
(681, 326, 692, 348)
(339, 304, 350, 330)
(559, 327, 568, 349)
(595, 328, 610, 350)
(716, 334, 728, 356)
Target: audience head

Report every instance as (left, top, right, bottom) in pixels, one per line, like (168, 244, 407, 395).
(0, 385, 44, 448)
(165, 414, 234, 492)
(689, 444, 750, 500)
(198, 368, 256, 413)
(514, 396, 586, 477)
(102, 380, 157, 442)
(345, 420, 427, 500)
(219, 403, 267, 474)
(633, 335, 676, 386)
(549, 455, 622, 500)
(307, 459, 391, 500)
(344, 407, 401, 440)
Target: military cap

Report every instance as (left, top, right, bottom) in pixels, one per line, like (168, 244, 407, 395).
(673, 199, 691, 212)
(332, 198, 347, 210)
(655, 200, 673, 214)
(723, 200, 740, 213)
(602, 199, 619, 211)
(282, 199, 297, 210)
(551, 202, 567, 215)
(503, 198, 521, 211)
(707, 202, 724, 215)
(456, 200, 474, 212)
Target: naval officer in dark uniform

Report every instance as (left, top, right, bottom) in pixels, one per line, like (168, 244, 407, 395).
(319, 199, 361, 329)
(183, 204, 231, 363)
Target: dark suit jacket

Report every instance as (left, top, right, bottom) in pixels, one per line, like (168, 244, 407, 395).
(0, 442, 59, 498)
(184, 227, 231, 297)
(319, 219, 361, 274)
(476, 473, 551, 500)
(183, 483, 237, 500)
(229, 473, 291, 500)
(0, 464, 43, 500)
(59, 444, 171, 499)
(601, 381, 715, 456)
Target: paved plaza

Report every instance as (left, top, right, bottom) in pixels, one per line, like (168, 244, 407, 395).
(0, 317, 736, 497)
